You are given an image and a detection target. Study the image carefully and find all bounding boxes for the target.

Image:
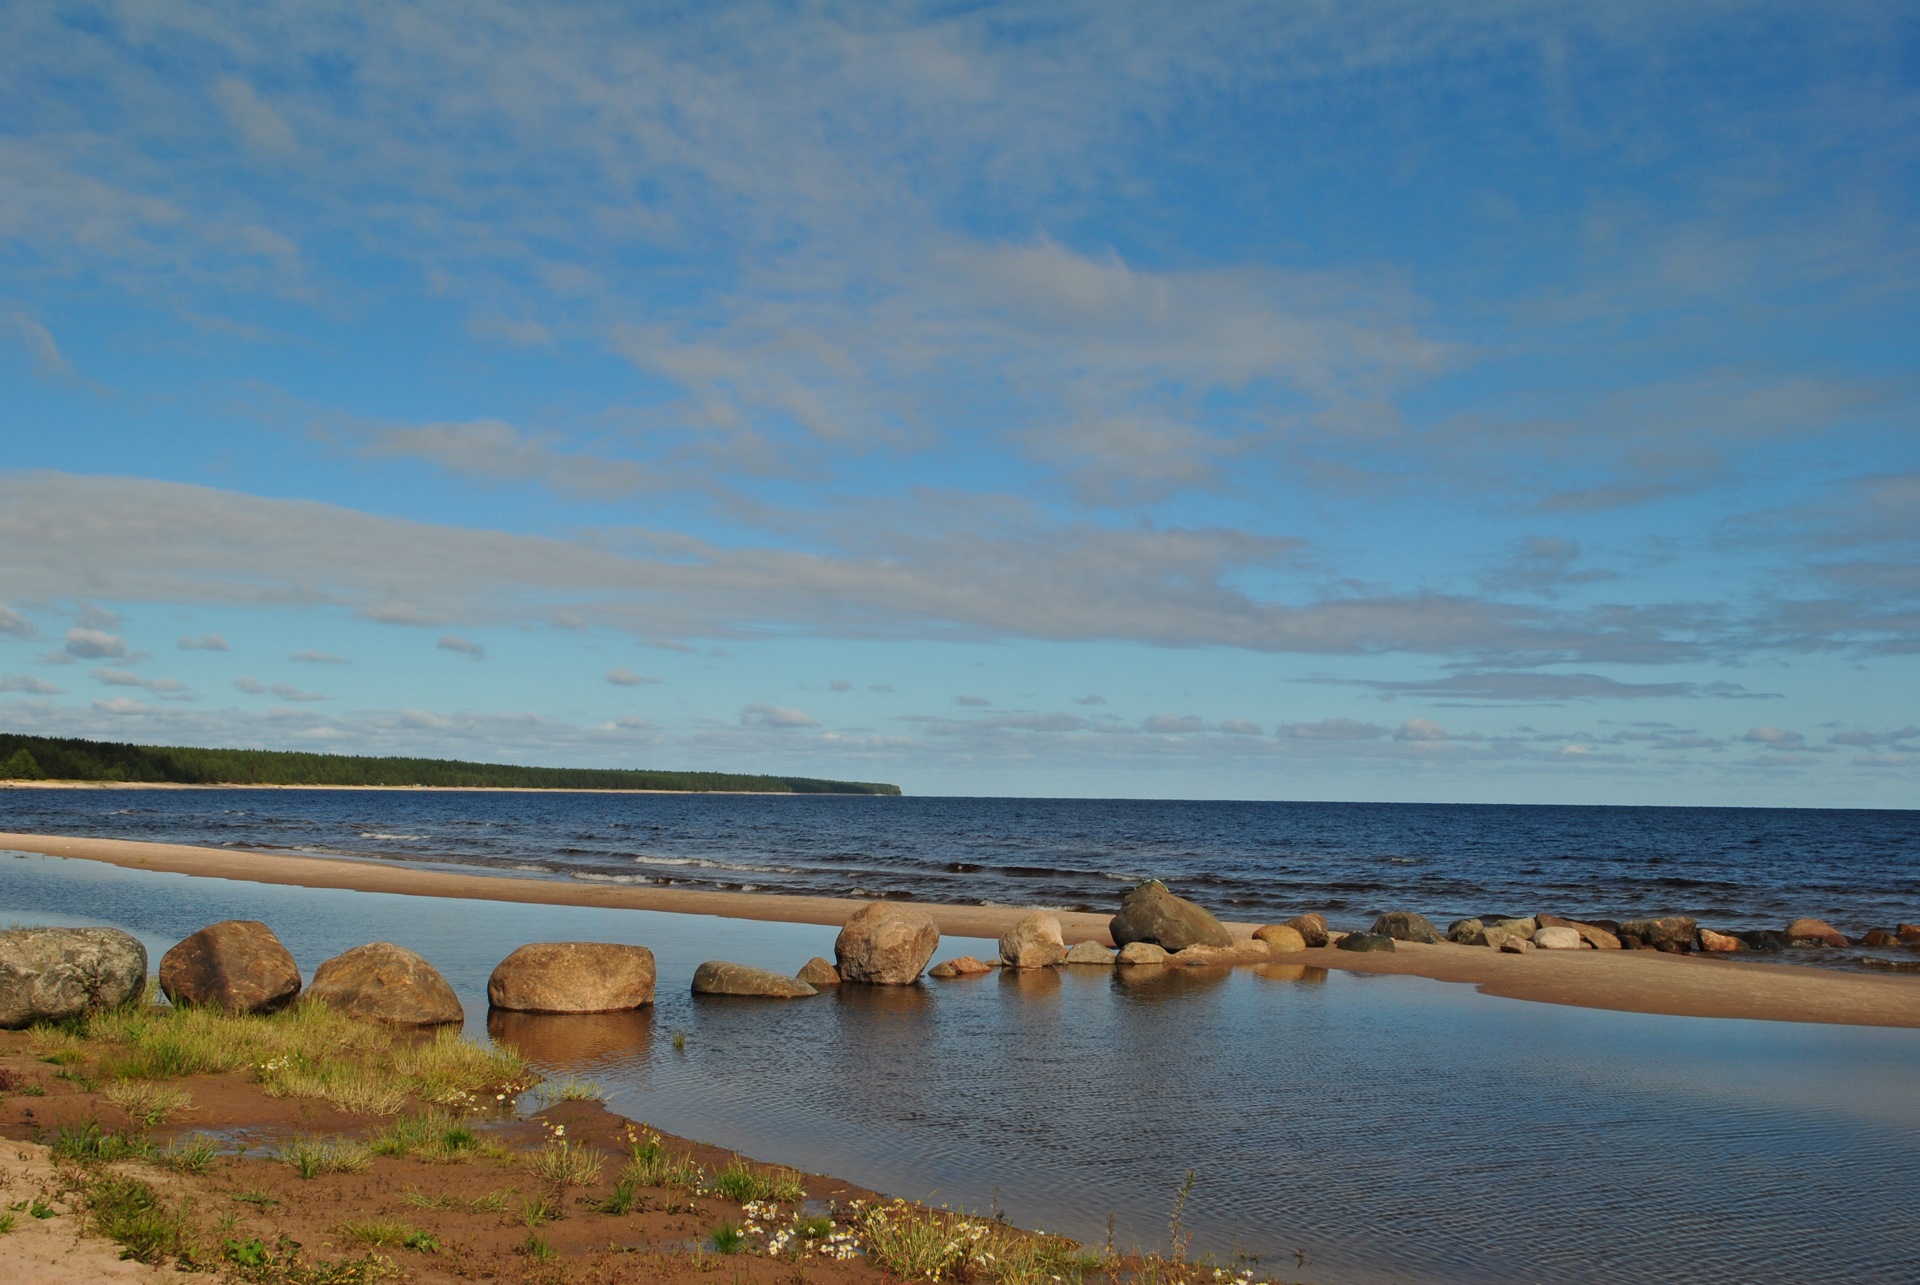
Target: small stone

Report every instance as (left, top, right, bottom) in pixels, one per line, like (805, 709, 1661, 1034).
(1370, 911, 1441, 944)
(1696, 929, 1745, 953)
(1253, 924, 1307, 953)
(0, 927, 148, 1029)
(1175, 941, 1272, 967)
(1535, 914, 1621, 950)
(1488, 917, 1538, 940)
(999, 911, 1068, 969)
(927, 955, 995, 978)
(487, 942, 655, 1013)
(1446, 918, 1486, 945)
(160, 920, 301, 1014)
(1532, 926, 1585, 950)
(1862, 929, 1898, 948)
(1116, 941, 1170, 965)
(1499, 936, 1532, 954)
(691, 961, 817, 998)
(1784, 917, 1849, 948)
(1109, 881, 1233, 951)
(1737, 930, 1787, 952)
(306, 942, 463, 1027)
(1285, 913, 1330, 948)
(1481, 925, 1526, 951)
(795, 957, 841, 986)
(1063, 941, 1116, 965)
(1335, 932, 1395, 953)
(1897, 923, 1920, 943)
(835, 903, 940, 985)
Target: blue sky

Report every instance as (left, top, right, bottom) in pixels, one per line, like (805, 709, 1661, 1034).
(2, 2, 1917, 804)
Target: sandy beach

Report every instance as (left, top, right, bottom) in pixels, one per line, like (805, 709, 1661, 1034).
(4, 829, 1915, 1029)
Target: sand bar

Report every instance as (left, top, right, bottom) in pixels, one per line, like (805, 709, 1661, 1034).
(3, 830, 1916, 1029)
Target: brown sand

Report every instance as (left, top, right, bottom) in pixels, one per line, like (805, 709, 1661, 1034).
(4, 830, 1916, 1029)
(0, 1140, 169, 1282)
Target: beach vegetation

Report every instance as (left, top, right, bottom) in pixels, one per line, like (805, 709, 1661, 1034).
(82, 1170, 197, 1266)
(51, 1118, 151, 1163)
(281, 1136, 373, 1179)
(620, 1124, 706, 1191)
(842, 1197, 1098, 1285)
(520, 1232, 557, 1261)
(712, 1156, 807, 1204)
(105, 1078, 192, 1126)
(709, 1220, 748, 1254)
(0, 731, 901, 794)
(0, 1211, 14, 1234)
(221, 1234, 396, 1284)
(528, 1135, 605, 1190)
(158, 1133, 222, 1175)
(532, 1074, 606, 1105)
(344, 1218, 435, 1252)
(403, 1185, 512, 1213)
(233, 1190, 280, 1208)
(367, 1109, 488, 1161)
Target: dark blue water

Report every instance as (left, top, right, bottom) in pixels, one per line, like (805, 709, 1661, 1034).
(5, 851, 1918, 1284)
(2, 789, 1917, 935)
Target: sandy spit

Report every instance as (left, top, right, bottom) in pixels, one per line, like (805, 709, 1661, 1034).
(1, 830, 1915, 1029)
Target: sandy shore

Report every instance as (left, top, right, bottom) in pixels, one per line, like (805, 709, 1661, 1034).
(4, 830, 1916, 1029)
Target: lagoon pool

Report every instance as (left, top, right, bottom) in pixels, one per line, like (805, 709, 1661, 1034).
(4, 849, 1917, 1283)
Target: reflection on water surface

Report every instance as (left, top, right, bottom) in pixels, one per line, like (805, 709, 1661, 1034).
(3, 850, 1917, 1284)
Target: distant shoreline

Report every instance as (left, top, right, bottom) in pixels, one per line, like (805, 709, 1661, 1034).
(3, 829, 1915, 1029)
(0, 779, 842, 796)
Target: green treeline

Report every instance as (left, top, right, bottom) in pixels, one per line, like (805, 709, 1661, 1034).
(0, 733, 901, 796)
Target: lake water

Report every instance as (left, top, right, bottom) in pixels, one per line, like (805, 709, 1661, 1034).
(4, 789, 1918, 944)
(4, 848, 1917, 1283)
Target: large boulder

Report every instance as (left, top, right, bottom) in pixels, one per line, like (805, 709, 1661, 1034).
(1898, 923, 1920, 944)
(305, 943, 463, 1026)
(1446, 918, 1485, 945)
(835, 903, 939, 984)
(1784, 918, 1848, 948)
(159, 920, 300, 1014)
(1064, 941, 1116, 965)
(1253, 924, 1307, 953)
(0, 927, 147, 1029)
(1370, 911, 1441, 944)
(1481, 923, 1529, 951)
(1336, 932, 1396, 953)
(691, 961, 816, 998)
(1617, 916, 1697, 954)
(487, 942, 655, 1013)
(1110, 881, 1232, 952)
(1532, 926, 1585, 950)
(1000, 912, 1068, 969)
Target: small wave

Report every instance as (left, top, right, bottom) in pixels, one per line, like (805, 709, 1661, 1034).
(357, 831, 427, 841)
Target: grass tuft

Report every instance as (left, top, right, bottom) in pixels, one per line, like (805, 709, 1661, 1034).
(527, 1137, 604, 1189)
(712, 1156, 806, 1204)
(51, 1119, 151, 1164)
(532, 1075, 605, 1106)
(83, 1171, 194, 1265)
(157, 1133, 221, 1175)
(281, 1136, 373, 1179)
(621, 1125, 706, 1191)
(368, 1110, 484, 1162)
(105, 1079, 192, 1127)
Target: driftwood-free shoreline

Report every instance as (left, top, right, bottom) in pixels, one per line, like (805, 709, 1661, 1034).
(2, 830, 1917, 1028)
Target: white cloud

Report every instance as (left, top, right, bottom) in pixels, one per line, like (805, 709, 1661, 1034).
(64, 627, 131, 660)
(1143, 714, 1207, 734)
(290, 650, 350, 664)
(1395, 718, 1449, 742)
(92, 697, 150, 715)
(1072, 694, 1107, 706)
(437, 634, 486, 660)
(0, 605, 35, 638)
(605, 667, 660, 687)
(828, 679, 854, 692)
(953, 695, 991, 707)
(1218, 719, 1264, 736)
(212, 77, 297, 154)
(1277, 717, 1389, 741)
(1742, 725, 1805, 746)
(0, 674, 61, 694)
(177, 633, 229, 651)
(6, 312, 71, 378)
(741, 703, 817, 728)
(234, 677, 325, 702)
(91, 668, 188, 696)
(352, 420, 654, 502)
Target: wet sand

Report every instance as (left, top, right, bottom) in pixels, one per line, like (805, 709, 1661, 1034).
(3, 830, 1916, 1029)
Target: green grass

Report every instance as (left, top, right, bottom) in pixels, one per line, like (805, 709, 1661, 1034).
(83, 1172, 195, 1266)
(158, 1133, 222, 1175)
(402, 1186, 512, 1214)
(0, 1211, 13, 1234)
(343, 1219, 425, 1248)
(527, 1137, 604, 1189)
(50, 1119, 151, 1164)
(531, 1075, 605, 1106)
(520, 1232, 556, 1261)
(844, 1197, 1098, 1285)
(709, 1221, 747, 1254)
(281, 1136, 373, 1179)
(621, 1126, 706, 1191)
(711, 1156, 806, 1204)
(233, 1190, 281, 1208)
(367, 1110, 484, 1161)
(105, 1079, 192, 1126)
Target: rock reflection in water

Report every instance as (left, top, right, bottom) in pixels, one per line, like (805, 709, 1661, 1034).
(995, 966, 1063, 1000)
(1253, 963, 1329, 985)
(1110, 963, 1229, 999)
(486, 1007, 652, 1068)
(828, 982, 934, 1017)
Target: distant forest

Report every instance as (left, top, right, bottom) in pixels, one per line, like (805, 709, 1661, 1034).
(0, 733, 901, 796)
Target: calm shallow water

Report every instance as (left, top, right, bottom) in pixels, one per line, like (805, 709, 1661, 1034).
(4, 850, 1917, 1283)
(3, 789, 1918, 937)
